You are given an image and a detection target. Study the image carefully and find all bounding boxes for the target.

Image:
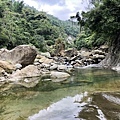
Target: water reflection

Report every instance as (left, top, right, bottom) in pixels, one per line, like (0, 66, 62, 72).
(28, 92, 88, 120)
(0, 68, 120, 120)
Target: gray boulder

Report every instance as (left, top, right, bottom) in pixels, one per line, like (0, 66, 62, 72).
(0, 45, 37, 67)
(10, 65, 41, 79)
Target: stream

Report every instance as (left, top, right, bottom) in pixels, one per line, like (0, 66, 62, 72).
(0, 68, 120, 120)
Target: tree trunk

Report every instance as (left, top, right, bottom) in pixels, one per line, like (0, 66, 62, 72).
(99, 34, 120, 68)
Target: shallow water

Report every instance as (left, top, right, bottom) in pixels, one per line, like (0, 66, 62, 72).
(28, 93, 88, 120)
(0, 68, 120, 120)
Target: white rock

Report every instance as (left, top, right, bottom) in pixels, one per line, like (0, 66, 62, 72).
(50, 71, 70, 79)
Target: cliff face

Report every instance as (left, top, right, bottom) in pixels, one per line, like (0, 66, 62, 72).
(100, 34, 120, 68)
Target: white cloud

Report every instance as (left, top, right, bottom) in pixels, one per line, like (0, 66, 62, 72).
(38, 3, 64, 15)
(65, 0, 82, 11)
(18, 0, 89, 20)
(21, 0, 39, 9)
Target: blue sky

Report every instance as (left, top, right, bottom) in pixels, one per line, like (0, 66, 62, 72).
(20, 0, 90, 20)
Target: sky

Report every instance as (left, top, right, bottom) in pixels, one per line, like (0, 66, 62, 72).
(20, 0, 90, 20)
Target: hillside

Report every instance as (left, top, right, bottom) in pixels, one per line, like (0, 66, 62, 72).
(0, 0, 79, 51)
(48, 14, 79, 37)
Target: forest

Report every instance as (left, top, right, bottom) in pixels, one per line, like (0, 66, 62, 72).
(0, 0, 120, 66)
(0, 0, 79, 51)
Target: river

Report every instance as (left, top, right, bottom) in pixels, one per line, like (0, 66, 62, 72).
(0, 68, 120, 120)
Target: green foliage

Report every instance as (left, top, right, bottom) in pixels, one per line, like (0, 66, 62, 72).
(75, 30, 106, 50)
(75, 0, 120, 50)
(82, 0, 120, 44)
(0, 0, 79, 51)
(75, 32, 90, 49)
(0, 1, 5, 32)
(0, 33, 9, 48)
(13, 0, 24, 13)
(48, 14, 79, 37)
(31, 35, 47, 52)
(46, 40, 54, 46)
(0, 4, 4, 18)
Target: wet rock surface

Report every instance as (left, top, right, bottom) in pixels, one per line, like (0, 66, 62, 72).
(79, 92, 120, 120)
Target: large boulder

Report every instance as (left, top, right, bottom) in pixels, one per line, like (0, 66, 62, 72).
(0, 45, 37, 67)
(10, 65, 40, 78)
(5, 65, 45, 88)
(92, 54, 105, 59)
(50, 63, 58, 70)
(7, 65, 41, 87)
(92, 49, 106, 55)
(0, 60, 15, 73)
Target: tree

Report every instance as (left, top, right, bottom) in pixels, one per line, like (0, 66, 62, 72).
(70, 12, 84, 33)
(0, 0, 78, 50)
(82, 0, 120, 67)
(13, 0, 24, 13)
(0, 2, 4, 32)
(0, 3, 4, 18)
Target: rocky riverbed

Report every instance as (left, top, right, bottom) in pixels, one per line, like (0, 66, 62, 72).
(0, 44, 111, 90)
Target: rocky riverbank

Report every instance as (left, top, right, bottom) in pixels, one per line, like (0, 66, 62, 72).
(0, 62, 120, 120)
(0, 44, 119, 91)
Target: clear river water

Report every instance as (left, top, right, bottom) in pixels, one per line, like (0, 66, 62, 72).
(0, 67, 120, 120)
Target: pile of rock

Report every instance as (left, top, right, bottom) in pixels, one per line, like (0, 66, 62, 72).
(47, 47, 107, 68)
(0, 45, 108, 89)
(0, 45, 71, 89)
